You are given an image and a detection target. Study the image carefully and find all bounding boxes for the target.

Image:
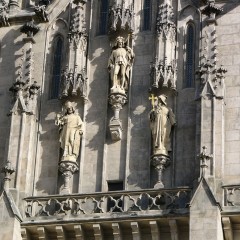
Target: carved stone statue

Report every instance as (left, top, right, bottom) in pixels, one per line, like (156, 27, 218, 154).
(55, 101, 83, 162)
(108, 36, 134, 93)
(150, 95, 176, 156)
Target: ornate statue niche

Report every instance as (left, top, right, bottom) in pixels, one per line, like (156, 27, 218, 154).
(55, 101, 83, 194)
(107, 0, 135, 141)
(108, 36, 134, 141)
(149, 94, 176, 188)
(150, 0, 177, 92)
(58, 0, 88, 101)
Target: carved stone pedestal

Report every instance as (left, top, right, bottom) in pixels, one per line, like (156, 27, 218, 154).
(151, 154, 170, 189)
(108, 92, 127, 141)
(109, 118, 123, 141)
(59, 160, 79, 194)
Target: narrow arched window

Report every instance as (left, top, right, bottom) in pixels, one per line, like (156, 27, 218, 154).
(185, 24, 195, 88)
(50, 36, 63, 99)
(98, 0, 109, 35)
(143, 0, 151, 31)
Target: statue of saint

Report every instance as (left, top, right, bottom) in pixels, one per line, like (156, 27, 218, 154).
(108, 36, 134, 93)
(55, 101, 83, 161)
(150, 95, 176, 156)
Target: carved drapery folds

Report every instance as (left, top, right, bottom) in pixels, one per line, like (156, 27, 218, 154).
(149, 94, 176, 188)
(59, 1, 88, 100)
(150, 0, 177, 91)
(55, 101, 83, 194)
(107, 0, 135, 141)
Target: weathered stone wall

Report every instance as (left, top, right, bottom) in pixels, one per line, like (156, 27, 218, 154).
(217, 2, 240, 185)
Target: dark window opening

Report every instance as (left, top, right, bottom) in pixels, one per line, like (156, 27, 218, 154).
(50, 37, 63, 99)
(185, 24, 195, 88)
(98, 0, 109, 35)
(143, 0, 151, 31)
(107, 181, 123, 212)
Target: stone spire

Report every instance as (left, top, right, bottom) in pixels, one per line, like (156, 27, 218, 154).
(150, 0, 177, 91)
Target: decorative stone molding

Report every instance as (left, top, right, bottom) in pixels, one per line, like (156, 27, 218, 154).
(223, 185, 240, 207)
(59, 66, 87, 100)
(197, 60, 227, 99)
(1, 160, 15, 191)
(150, 0, 177, 91)
(24, 188, 191, 218)
(9, 0, 19, 11)
(108, 93, 127, 141)
(34, 5, 49, 22)
(9, 79, 40, 115)
(68, 1, 87, 48)
(156, 1, 175, 38)
(108, 1, 134, 34)
(150, 58, 177, 90)
(9, 29, 40, 115)
(198, 146, 212, 177)
(0, 1, 10, 27)
(151, 154, 170, 189)
(59, 161, 79, 194)
(197, 15, 227, 99)
(202, 0, 223, 20)
(60, 0, 88, 101)
(20, 20, 40, 38)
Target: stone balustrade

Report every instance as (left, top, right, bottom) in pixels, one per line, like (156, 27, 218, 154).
(24, 188, 191, 220)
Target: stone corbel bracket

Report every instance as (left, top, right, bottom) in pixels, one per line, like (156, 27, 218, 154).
(59, 160, 79, 194)
(0, 0, 52, 28)
(108, 93, 127, 141)
(151, 154, 170, 189)
(201, 0, 223, 22)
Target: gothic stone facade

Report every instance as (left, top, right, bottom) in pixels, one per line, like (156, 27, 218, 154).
(0, 0, 239, 239)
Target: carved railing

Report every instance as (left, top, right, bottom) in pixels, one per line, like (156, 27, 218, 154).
(223, 185, 240, 207)
(24, 188, 191, 219)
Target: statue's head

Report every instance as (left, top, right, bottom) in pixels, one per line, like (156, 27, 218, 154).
(65, 101, 75, 114)
(115, 36, 125, 48)
(158, 95, 167, 106)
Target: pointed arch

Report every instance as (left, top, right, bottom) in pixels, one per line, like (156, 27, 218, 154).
(185, 22, 196, 88)
(50, 35, 64, 99)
